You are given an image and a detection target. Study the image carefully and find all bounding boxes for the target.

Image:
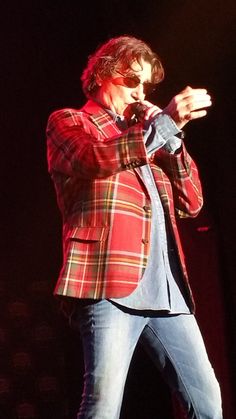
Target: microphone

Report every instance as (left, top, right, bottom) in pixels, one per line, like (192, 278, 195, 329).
(130, 102, 163, 125)
(130, 102, 148, 121)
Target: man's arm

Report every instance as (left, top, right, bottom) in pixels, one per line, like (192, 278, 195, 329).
(153, 143, 203, 218)
(138, 85, 211, 217)
(46, 108, 148, 179)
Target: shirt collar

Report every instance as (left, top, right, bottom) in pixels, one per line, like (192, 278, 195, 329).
(92, 98, 129, 130)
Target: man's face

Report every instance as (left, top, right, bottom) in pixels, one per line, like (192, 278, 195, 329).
(95, 59, 153, 116)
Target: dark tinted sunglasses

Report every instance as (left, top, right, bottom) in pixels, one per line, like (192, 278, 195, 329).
(115, 70, 157, 96)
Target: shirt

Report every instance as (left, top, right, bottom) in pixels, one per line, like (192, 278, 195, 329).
(110, 111, 190, 313)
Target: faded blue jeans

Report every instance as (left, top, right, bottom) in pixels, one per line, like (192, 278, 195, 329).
(67, 299, 222, 419)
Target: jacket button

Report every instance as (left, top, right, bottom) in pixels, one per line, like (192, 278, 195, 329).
(143, 205, 151, 213)
(142, 238, 149, 244)
(149, 154, 155, 162)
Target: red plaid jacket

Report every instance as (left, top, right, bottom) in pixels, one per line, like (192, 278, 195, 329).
(46, 100, 203, 308)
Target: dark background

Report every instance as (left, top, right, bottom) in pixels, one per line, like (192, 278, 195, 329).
(1, 1, 236, 418)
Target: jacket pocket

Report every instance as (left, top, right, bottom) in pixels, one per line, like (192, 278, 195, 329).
(69, 226, 109, 242)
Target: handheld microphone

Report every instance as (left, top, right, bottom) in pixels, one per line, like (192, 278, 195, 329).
(130, 102, 148, 121)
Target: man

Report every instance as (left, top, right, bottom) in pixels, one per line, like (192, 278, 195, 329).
(46, 35, 222, 418)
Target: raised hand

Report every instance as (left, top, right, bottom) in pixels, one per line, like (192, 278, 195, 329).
(162, 86, 212, 129)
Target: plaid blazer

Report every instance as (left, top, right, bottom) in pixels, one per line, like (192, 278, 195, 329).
(46, 100, 203, 308)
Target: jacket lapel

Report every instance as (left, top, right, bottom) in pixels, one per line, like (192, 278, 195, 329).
(81, 100, 121, 138)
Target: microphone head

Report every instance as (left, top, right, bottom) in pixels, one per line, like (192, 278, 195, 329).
(130, 102, 147, 121)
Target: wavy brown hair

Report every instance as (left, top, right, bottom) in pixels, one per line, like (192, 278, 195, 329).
(81, 35, 164, 98)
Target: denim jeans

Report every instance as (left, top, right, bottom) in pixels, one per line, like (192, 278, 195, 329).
(68, 299, 222, 419)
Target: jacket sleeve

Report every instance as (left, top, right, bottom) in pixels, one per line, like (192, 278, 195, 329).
(153, 144, 203, 218)
(46, 108, 148, 179)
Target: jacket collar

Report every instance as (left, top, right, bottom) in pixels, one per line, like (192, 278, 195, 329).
(81, 99, 113, 121)
(81, 99, 122, 135)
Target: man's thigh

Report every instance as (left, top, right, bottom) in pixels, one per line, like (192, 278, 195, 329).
(141, 314, 222, 418)
(74, 301, 147, 410)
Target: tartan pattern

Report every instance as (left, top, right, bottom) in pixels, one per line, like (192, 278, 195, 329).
(46, 100, 203, 306)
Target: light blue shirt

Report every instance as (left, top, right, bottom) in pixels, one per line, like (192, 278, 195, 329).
(107, 109, 190, 313)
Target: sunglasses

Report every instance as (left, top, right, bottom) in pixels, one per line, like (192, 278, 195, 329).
(115, 70, 157, 96)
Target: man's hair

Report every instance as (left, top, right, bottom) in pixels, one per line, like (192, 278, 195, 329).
(81, 35, 164, 98)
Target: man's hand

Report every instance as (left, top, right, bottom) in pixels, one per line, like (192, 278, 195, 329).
(163, 86, 212, 129)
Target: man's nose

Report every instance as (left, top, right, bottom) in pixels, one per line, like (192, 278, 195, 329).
(131, 84, 145, 101)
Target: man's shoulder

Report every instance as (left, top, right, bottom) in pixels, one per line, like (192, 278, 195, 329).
(46, 107, 92, 134)
(47, 107, 83, 123)
(47, 100, 105, 125)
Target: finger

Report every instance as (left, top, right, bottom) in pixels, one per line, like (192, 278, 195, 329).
(185, 100, 212, 114)
(187, 110, 208, 120)
(145, 107, 162, 120)
(177, 89, 211, 105)
(180, 86, 208, 98)
(183, 95, 212, 113)
(138, 101, 162, 120)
